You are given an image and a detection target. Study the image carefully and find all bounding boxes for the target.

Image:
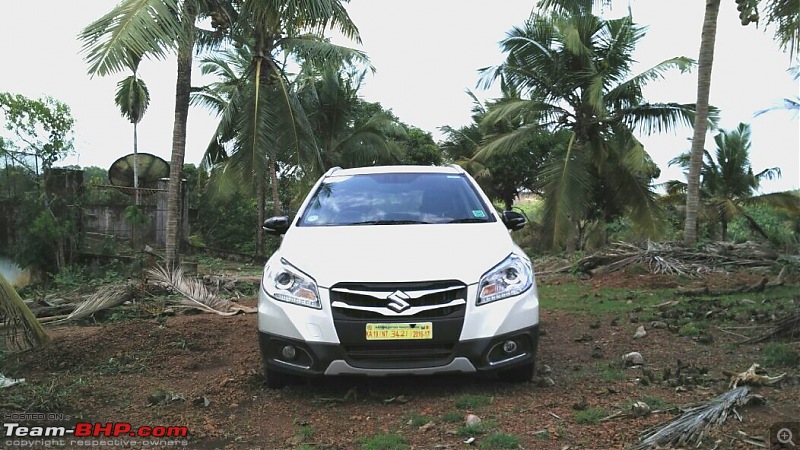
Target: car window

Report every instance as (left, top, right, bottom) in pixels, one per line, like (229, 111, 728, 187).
(298, 172, 495, 226)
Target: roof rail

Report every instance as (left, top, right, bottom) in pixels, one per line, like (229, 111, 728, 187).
(447, 163, 466, 174)
(324, 166, 342, 177)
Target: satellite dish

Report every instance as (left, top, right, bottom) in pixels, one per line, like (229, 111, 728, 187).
(108, 153, 170, 194)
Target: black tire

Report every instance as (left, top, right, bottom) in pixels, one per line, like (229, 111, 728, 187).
(497, 361, 535, 383)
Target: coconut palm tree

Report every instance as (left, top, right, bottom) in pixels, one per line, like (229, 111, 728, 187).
(667, 123, 799, 241)
(297, 66, 407, 170)
(478, 10, 706, 249)
(80, 0, 208, 265)
(192, 39, 367, 255)
(114, 53, 150, 206)
(81, 0, 363, 262)
(537, 0, 799, 246)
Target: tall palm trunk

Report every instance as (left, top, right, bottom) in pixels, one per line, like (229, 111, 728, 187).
(269, 157, 280, 216)
(684, 0, 720, 245)
(257, 176, 265, 257)
(133, 121, 140, 206)
(165, 2, 197, 266)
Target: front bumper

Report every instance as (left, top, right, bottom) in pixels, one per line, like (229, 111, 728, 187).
(259, 325, 539, 377)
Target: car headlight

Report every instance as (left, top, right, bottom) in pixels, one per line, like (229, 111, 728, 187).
(262, 258, 321, 309)
(477, 253, 533, 306)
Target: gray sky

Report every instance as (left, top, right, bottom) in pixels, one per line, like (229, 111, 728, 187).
(2, 0, 798, 192)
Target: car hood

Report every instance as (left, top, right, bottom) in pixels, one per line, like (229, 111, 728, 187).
(276, 223, 517, 287)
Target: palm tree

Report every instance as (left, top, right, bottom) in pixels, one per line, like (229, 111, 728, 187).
(297, 66, 407, 170)
(537, 0, 799, 246)
(478, 10, 705, 249)
(81, 0, 362, 262)
(219, 0, 365, 225)
(668, 123, 799, 241)
(192, 17, 367, 256)
(80, 0, 207, 265)
(114, 53, 151, 206)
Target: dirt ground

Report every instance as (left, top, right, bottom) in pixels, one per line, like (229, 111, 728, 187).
(3, 269, 799, 450)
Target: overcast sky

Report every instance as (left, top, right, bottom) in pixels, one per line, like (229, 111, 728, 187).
(2, 0, 798, 193)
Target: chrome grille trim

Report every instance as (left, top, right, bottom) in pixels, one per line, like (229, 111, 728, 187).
(330, 299, 466, 317)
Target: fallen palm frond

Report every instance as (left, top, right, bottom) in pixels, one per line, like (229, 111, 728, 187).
(630, 386, 755, 450)
(740, 307, 800, 343)
(50, 282, 135, 324)
(577, 240, 787, 276)
(0, 273, 49, 351)
(146, 264, 253, 315)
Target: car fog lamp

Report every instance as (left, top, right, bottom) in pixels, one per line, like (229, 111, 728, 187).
(503, 340, 518, 354)
(281, 345, 297, 360)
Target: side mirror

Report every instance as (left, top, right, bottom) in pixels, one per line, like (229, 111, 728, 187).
(501, 210, 526, 231)
(263, 216, 290, 235)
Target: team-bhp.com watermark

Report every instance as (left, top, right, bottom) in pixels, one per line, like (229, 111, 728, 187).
(3, 421, 189, 447)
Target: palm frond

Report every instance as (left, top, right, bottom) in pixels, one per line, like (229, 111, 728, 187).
(115, 75, 150, 123)
(80, 0, 187, 76)
(0, 274, 48, 351)
(53, 283, 135, 324)
(540, 134, 593, 247)
(740, 191, 800, 214)
(281, 35, 371, 69)
(146, 264, 240, 315)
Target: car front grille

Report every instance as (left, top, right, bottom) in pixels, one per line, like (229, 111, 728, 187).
(329, 280, 467, 368)
(330, 280, 467, 320)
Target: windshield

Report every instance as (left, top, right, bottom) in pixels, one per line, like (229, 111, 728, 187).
(298, 172, 496, 226)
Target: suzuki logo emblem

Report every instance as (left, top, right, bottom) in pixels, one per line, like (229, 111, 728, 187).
(386, 290, 411, 313)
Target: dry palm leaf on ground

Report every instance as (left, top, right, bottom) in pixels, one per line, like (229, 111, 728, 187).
(0, 273, 48, 351)
(630, 386, 756, 449)
(48, 282, 136, 324)
(146, 264, 255, 315)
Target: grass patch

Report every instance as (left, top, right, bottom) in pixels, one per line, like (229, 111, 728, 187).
(359, 433, 408, 450)
(533, 429, 551, 440)
(761, 343, 800, 368)
(298, 424, 315, 440)
(454, 394, 492, 409)
(441, 411, 463, 423)
(678, 322, 702, 336)
(405, 412, 431, 427)
(457, 419, 498, 437)
(598, 363, 626, 382)
(0, 377, 78, 412)
(480, 432, 520, 449)
(575, 407, 606, 425)
(538, 283, 665, 314)
(96, 353, 147, 375)
(643, 396, 672, 410)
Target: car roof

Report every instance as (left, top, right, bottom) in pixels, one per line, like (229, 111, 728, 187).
(328, 165, 464, 177)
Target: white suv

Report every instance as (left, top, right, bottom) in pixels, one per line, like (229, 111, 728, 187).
(258, 165, 539, 388)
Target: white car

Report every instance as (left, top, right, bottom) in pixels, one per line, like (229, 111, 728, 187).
(258, 165, 539, 388)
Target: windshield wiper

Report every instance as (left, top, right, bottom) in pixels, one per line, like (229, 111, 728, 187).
(447, 218, 490, 223)
(346, 219, 430, 225)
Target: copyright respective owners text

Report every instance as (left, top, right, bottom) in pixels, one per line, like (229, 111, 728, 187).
(3, 414, 191, 448)
(772, 422, 800, 449)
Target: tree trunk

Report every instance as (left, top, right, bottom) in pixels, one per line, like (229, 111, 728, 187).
(133, 121, 140, 206)
(257, 176, 265, 257)
(165, 2, 197, 266)
(721, 215, 728, 242)
(684, 0, 720, 245)
(269, 157, 281, 216)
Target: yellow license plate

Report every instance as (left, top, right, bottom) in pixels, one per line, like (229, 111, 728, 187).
(366, 322, 432, 340)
